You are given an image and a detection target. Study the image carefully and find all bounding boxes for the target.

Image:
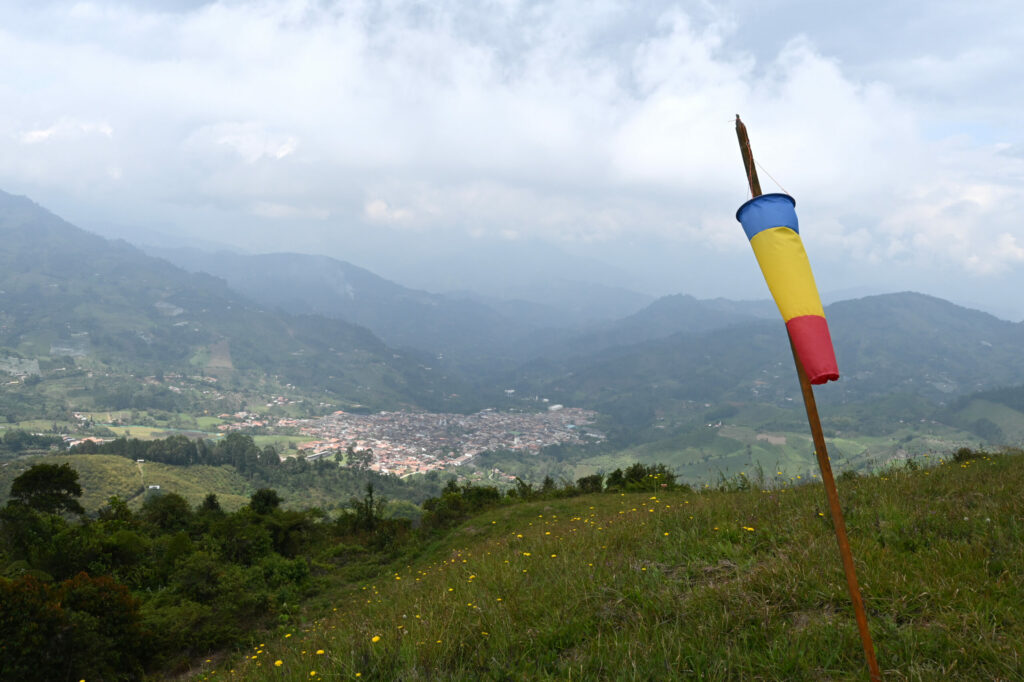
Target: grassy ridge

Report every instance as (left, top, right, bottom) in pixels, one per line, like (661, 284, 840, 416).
(570, 424, 977, 487)
(195, 452, 1023, 681)
(0, 455, 253, 511)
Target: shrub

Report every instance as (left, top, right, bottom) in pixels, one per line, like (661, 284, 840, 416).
(576, 473, 604, 494)
(0, 573, 144, 681)
(953, 447, 976, 463)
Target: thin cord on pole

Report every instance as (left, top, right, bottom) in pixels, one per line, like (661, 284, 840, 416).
(755, 159, 790, 196)
(731, 117, 790, 197)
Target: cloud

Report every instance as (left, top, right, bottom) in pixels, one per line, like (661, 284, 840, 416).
(20, 118, 114, 144)
(0, 0, 1022, 298)
(364, 199, 413, 224)
(185, 122, 298, 163)
(252, 201, 328, 220)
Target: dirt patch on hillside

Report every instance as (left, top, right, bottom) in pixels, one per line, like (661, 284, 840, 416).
(756, 433, 787, 446)
(205, 339, 234, 370)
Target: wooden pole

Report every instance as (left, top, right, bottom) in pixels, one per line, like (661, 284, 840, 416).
(735, 115, 881, 681)
(735, 115, 762, 198)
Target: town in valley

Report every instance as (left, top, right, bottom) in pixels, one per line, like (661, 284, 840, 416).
(230, 406, 603, 477)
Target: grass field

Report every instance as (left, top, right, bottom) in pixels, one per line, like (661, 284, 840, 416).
(954, 399, 1024, 442)
(193, 451, 1023, 681)
(0, 454, 252, 511)
(8, 419, 68, 432)
(253, 434, 308, 451)
(571, 423, 977, 488)
(104, 425, 175, 439)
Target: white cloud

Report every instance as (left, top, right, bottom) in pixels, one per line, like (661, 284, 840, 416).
(20, 118, 113, 144)
(251, 201, 328, 220)
(185, 122, 298, 163)
(364, 199, 413, 224)
(0, 0, 1022, 302)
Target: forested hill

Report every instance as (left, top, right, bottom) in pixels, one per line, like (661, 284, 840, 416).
(0, 189, 471, 412)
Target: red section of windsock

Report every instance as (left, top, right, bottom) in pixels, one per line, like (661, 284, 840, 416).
(785, 315, 840, 385)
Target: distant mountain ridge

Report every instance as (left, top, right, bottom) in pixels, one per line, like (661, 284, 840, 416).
(146, 247, 536, 359)
(506, 292, 1024, 427)
(0, 189, 468, 412)
(146, 248, 780, 365)
(5, 188, 1023, 433)
(531, 294, 769, 361)
(147, 247, 669, 363)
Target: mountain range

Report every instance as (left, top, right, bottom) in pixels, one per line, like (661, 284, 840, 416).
(0, 190, 467, 415)
(5, 187, 1024, 440)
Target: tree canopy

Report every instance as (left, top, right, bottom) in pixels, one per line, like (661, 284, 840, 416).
(7, 462, 85, 515)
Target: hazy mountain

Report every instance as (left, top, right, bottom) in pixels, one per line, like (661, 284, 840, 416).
(530, 293, 767, 361)
(385, 238, 655, 323)
(508, 292, 1024, 427)
(6, 188, 1023, 434)
(149, 246, 778, 367)
(0, 189, 470, 412)
(146, 247, 664, 366)
(144, 247, 553, 359)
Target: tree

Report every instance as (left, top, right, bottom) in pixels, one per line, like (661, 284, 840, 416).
(576, 473, 604, 494)
(250, 488, 282, 515)
(141, 492, 193, 532)
(7, 462, 85, 515)
(0, 573, 145, 680)
(198, 493, 223, 514)
(348, 483, 385, 532)
(347, 444, 373, 470)
(260, 445, 281, 467)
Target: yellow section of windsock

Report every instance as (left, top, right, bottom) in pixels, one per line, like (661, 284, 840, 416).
(748, 226, 825, 322)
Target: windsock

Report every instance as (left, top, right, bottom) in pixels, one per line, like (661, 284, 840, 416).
(736, 193, 839, 384)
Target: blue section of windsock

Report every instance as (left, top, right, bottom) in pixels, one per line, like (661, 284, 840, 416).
(736, 193, 799, 240)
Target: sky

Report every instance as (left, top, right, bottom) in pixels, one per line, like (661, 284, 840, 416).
(2, 1, 1024, 317)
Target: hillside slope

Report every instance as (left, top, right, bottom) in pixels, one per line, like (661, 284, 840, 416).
(202, 450, 1024, 680)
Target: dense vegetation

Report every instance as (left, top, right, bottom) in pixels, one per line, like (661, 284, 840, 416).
(60, 433, 442, 512)
(0, 450, 683, 680)
(4, 450, 1023, 679)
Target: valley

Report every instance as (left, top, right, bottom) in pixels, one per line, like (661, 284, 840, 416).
(3, 189, 1024, 679)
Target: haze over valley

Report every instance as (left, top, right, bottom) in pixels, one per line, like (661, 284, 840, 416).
(4, 188, 1024, 492)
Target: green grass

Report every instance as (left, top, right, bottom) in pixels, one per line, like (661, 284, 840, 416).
(955, 399, 1024, 441)
(10, 419, 66, 431)
(134, 461, 252, 510)
(571, 424, 981, 489)
(197, 416, 226, 429)
(80, 409, 133, 422)
(252, 434, 308, 451)
(104, 425, 173, 439)
(194, 452, 1023, 681)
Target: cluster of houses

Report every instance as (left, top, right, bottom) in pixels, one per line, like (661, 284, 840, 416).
(292, 407, 602, 477)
